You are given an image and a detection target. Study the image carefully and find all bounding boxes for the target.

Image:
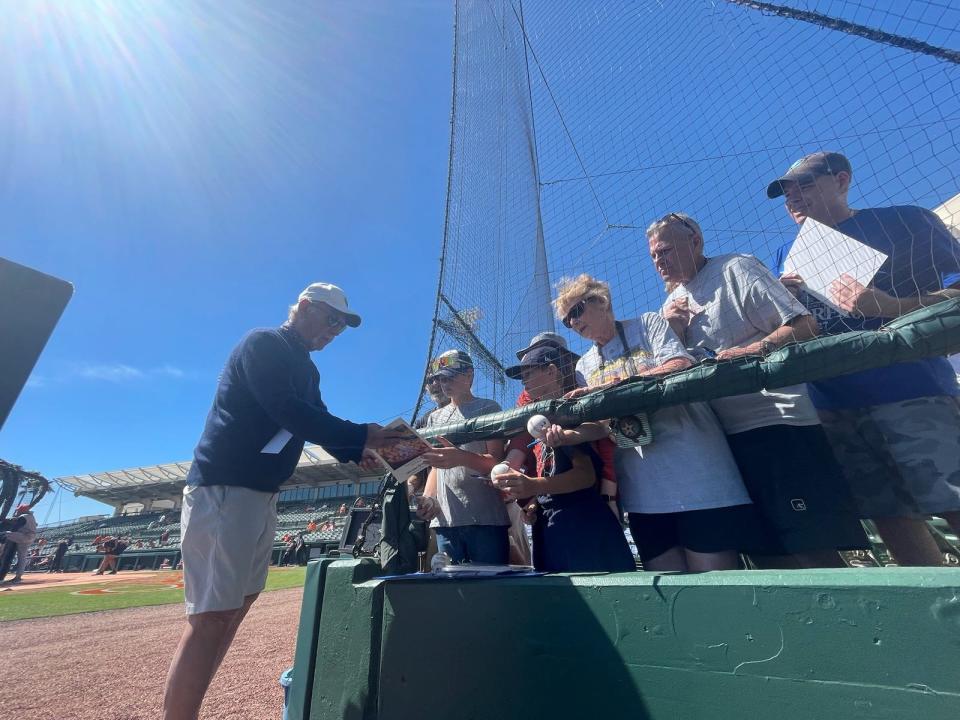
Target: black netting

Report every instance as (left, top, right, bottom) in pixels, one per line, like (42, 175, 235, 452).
(415, 0, 960, 425)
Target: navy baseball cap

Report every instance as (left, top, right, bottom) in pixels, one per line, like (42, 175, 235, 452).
(514, 331, 580, 361)
(504, 345, 573, 380)
(766, 152, 852, 199)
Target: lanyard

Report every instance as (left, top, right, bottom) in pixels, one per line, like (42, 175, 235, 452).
(597, 321, 640, 380)
(595, 321, 654, 448)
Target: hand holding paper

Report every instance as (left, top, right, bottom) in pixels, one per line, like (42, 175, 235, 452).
(422, 437, 468, 470)
(779, 272, 805, 299)
(782, 217, 888, 316)
(365, 423, 409, 449)
(366, 418, 434, 478)
(830, 273, 901, 318)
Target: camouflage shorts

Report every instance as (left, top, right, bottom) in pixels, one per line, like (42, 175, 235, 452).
(819, 396, 960, 518)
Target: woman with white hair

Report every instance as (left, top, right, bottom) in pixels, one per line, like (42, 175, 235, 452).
(553, 274, 760, 571)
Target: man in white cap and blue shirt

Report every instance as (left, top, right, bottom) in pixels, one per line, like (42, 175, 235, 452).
(164, 282, 403, 720)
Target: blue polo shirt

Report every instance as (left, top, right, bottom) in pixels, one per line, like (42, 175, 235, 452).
(186, 325, 368, 493)
(772, 206, 960, 409)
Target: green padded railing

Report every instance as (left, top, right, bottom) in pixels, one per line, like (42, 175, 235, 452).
(421, 298, 960, 444)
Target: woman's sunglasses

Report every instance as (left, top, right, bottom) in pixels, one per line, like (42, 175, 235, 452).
(562, 297, 594, 328)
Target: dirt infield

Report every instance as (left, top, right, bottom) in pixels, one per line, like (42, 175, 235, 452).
(0, 586, 303, 719)
(0, 569, 181, 592)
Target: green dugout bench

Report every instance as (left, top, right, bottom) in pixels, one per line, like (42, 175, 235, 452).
(286, 559, 960, 720)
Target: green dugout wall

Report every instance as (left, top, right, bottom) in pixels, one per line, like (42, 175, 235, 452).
(287, 560, 960, 720)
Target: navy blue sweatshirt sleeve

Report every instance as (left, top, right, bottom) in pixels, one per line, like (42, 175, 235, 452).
(240, 331, 368, 463)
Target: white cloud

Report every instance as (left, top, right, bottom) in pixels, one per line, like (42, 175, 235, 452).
(37, 363, 194, 384)
(24, 374, 47, 389)
(76, 364, 146, 382)
(154, 364, 186, 379)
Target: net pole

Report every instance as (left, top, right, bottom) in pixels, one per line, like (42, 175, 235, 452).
(727, 0, 960, 64)
(412, 0, 462, 425)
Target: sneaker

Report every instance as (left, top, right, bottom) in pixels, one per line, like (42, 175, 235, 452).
(107, 570, 117, 575)
(10, 577, 21, 584)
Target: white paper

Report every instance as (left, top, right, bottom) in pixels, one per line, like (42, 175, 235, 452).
(782, 217, 888, 315)
(261, 428, 293, 454)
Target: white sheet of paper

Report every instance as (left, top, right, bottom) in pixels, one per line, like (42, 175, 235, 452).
(782, 217, 888, 315)
(261, 428, 293, 454)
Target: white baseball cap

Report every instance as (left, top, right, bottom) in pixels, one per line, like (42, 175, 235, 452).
(297, 282, 362, 327)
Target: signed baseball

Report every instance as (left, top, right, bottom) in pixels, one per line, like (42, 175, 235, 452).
(526, 414, 550, 439)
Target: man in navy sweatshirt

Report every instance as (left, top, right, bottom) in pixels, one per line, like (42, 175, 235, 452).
(163, 282, 403, 720)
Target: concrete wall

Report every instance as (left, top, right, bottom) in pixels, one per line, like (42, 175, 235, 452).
(290, 560, 960, 720)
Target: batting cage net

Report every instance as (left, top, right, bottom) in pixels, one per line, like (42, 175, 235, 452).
(413, 0, 960, 430)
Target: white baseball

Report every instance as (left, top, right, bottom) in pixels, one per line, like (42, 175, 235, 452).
(490, 462, 512, 482)
(526, 414, 550, 440)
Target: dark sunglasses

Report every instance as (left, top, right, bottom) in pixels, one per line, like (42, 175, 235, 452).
(661, 212, 698, 236)
(562, 297, 594, 328)
(310, 304, 346, 330)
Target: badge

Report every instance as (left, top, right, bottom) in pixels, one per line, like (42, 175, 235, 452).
(610, 413, 652, 448)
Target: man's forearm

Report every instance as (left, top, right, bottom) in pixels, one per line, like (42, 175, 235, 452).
(424, 468, 437, 498)
(666, 318, 688, 343)
(889, 288, 960, 317)
(639, 356, 693, 376)
(460, 452, 499, 475)
(757, 314, 819, 352)
(564, 421, 610, 443)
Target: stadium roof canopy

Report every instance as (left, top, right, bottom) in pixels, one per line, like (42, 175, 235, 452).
(57, 445, 383, 506)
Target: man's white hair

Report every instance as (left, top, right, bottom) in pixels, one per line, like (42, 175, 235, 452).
(645, 212, 703, 241)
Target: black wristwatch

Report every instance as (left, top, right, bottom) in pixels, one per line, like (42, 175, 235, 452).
(759, 339, 775, 356)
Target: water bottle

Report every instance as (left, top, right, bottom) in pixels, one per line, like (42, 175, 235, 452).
(430, 551, 452, 573)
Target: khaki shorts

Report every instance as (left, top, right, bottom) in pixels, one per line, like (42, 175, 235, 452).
(819, 396, 960, 518)
(180, 484, 278, 615)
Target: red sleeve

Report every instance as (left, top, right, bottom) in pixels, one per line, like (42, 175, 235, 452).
(507, 391, 537, 469)
(592, 438, 618, 486)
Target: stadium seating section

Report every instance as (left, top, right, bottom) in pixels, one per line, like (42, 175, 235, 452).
(24, 498, 375, 574)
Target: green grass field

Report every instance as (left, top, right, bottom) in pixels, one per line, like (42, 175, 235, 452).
(0, 566, 307, 622)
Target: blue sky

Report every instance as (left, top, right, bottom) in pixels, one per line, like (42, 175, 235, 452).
(1, 1, 453, 523)
(5, 1, 960, 527)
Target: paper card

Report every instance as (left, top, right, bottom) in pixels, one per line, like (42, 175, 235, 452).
(261, 428, 293, 454)
(782, 217, 888, 315)
(370, 417, 435, 479)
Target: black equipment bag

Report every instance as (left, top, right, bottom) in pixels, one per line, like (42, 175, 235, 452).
(352, 473, 427, 575)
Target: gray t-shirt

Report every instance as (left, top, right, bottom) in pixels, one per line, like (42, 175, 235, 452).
(576, 314, 751, 514)
(664, 254, 821, 434)
(426, 397, 510, 528)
